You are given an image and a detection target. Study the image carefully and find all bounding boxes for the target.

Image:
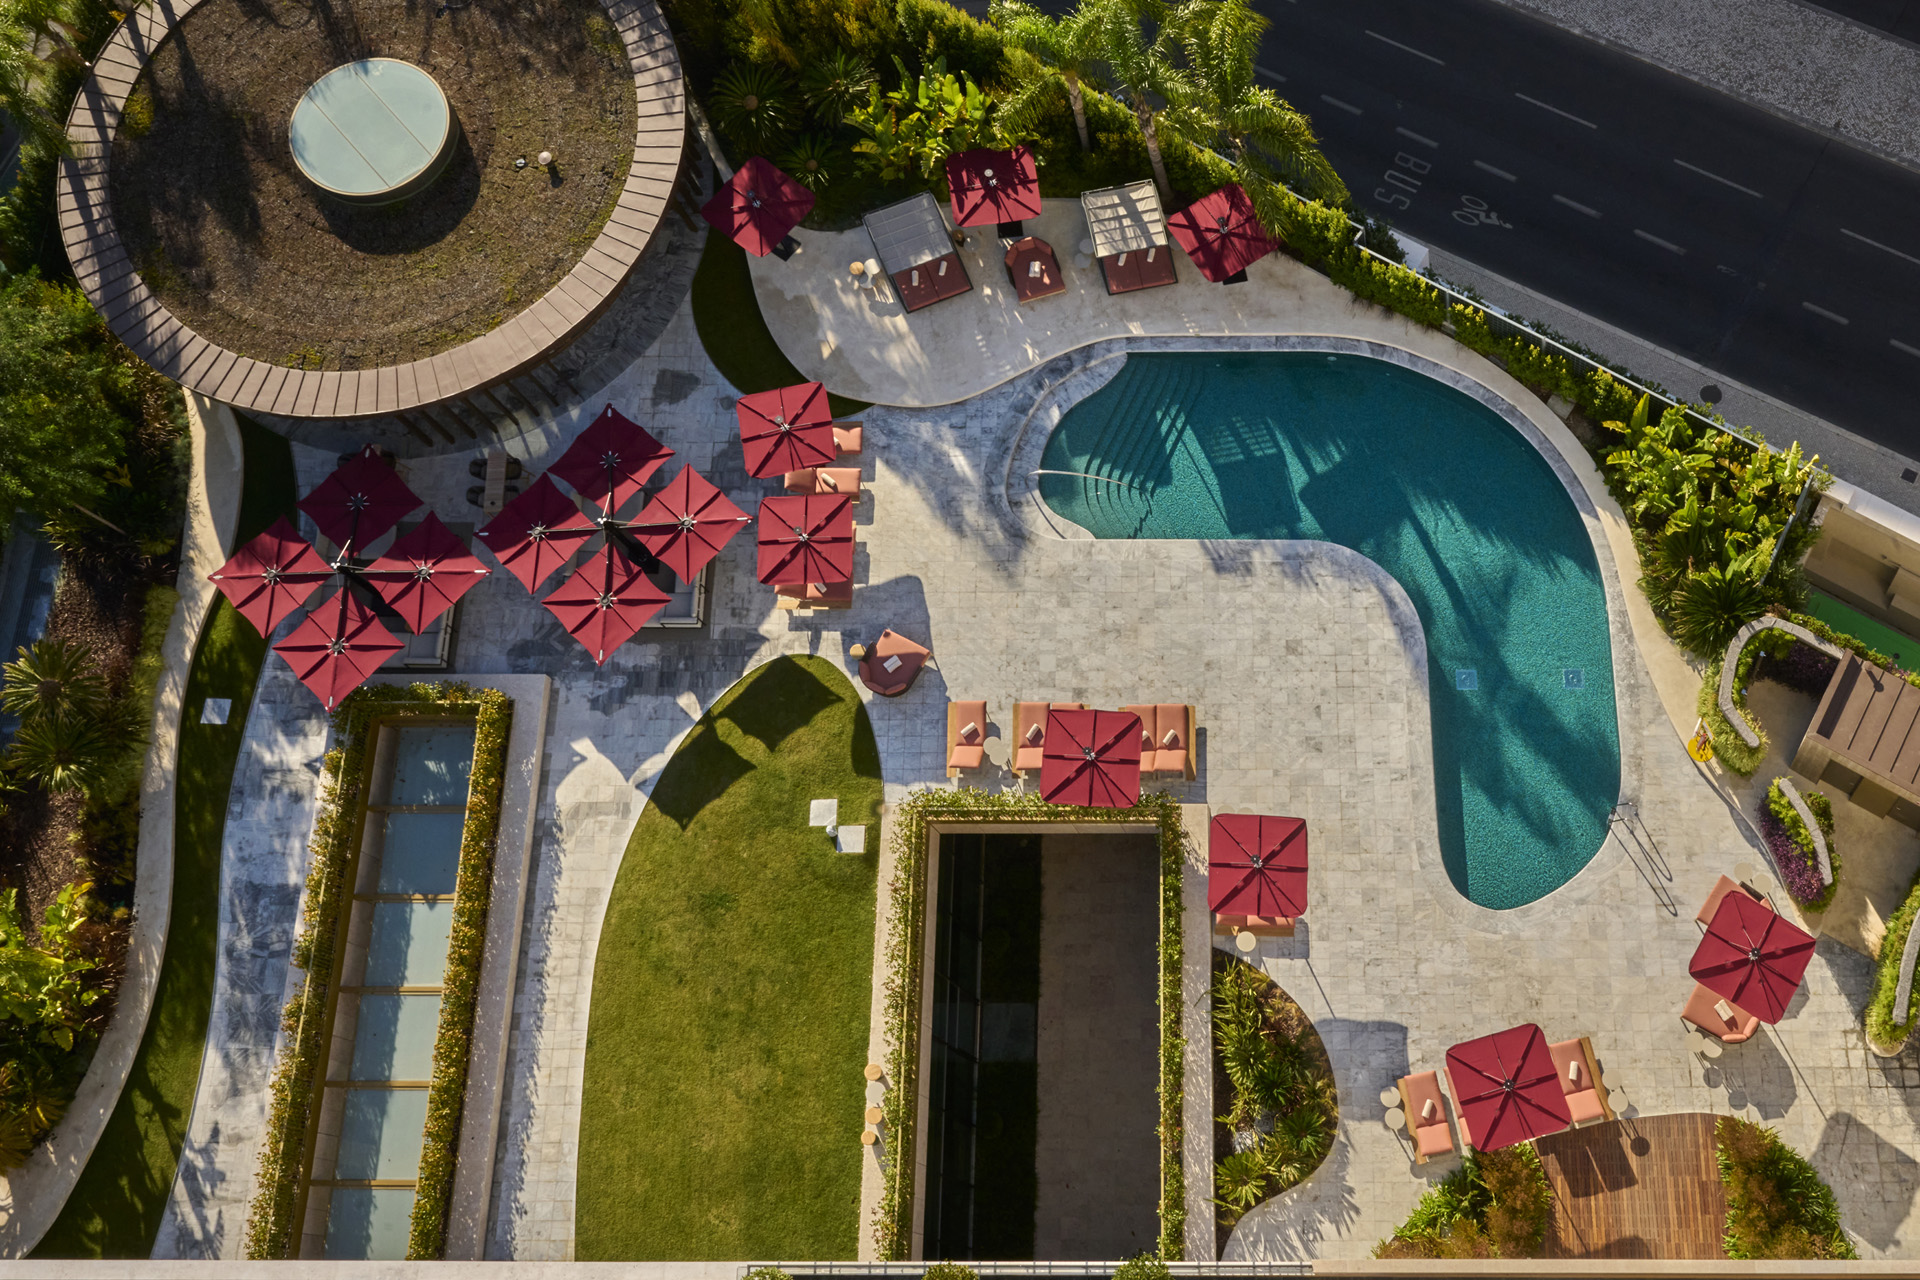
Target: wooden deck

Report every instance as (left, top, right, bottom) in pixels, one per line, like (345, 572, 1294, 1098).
(1536, 1112, 1728, 1259)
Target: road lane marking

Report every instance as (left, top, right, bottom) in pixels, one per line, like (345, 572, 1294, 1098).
(1841, 227, 1920, 268)
(1673, 158, 1763, 198)
(1473, 160, 1517, 181)
(1256, 64, 1288, 83)
(1633, 229, 1686, 254)
(1802, 301, 1850, 324)
(1396, 126, 1438, 148)
(1366, 30, 1445, 65)
(1893, 339, 1920, 358)
(1553, 194, 1601, 217)
(1515, 93, 1598, 129)
(1320, 94, 1364, 115)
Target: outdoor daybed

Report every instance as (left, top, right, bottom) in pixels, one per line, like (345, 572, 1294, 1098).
(947, 699, 988, 775)
(1081, 180, 1177, 295)
(1399, 1070, 1456, 1164)
(1123, 703, 1197, 778)
(864, 192, 972, 313)
(1012, 701, 1084, 776)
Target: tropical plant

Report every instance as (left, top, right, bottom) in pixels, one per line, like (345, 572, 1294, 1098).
(1212, 1147, 1267, 1212)
(0, 884, 100, 1170)
(1376, 1145, 1551, 1258)
(8, 714, 112, 795)
(777, 132, 842, 191)
(1716, 1116, 1856, 1259)
(710, 61, 797, 155)
(0, 273, 135, 523)
(1087, 0, 1192, 196)
(1761, 778, 1838, 909)
(799, 49, 874, 125)
(992, 0, 1105, 151)
(848, 55, 1000, 185)
(921, 1264, 979, 1280)
(1112, 1254, 1171, 1280)
(1211, 958, 1337, 1226)
(1, 638, 108, 724)
(1669, 563, 1772, 655)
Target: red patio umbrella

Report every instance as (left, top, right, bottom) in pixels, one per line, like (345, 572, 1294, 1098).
(1039, 708, 1142, 809)
(755, 493, 853, 586)
(1208, 814, 1309, 918)
(1444, 1023, 1572, 1152)
(1167, 184, 1280, 283)
(272, 588, 405, 711)
(737, 382, 834, 478)
(945, 146, 1042, 227)
(208, 518, 333, 637)
(548, 404, 675, 518)
(700, 156, 816, 257)
(1689, 891, 1816, 1024)
(474, 475, 597, 593)
(629, 464, 750, 582)
(362, 513, 489, 634)
(297, 446, 422, 551)
(542, 544, 671, 665)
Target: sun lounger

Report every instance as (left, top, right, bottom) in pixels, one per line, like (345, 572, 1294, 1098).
(1697, 873, 1767, 926)
(1122, 703, 1196, 779)
(1399, 1070, 1455, 1164)
(1681, 981, 1761, 1043)
(783, 467, 864, 497)
(1214, 913, 1294, 937)
(833, 422, 864, 456)
(1548, 1036, 1614, 1125)
(774, 580, 852, 610)
(1012, 700, 1083, 776)
(946, 700, 988, 776)
(859, 629, 930, 697)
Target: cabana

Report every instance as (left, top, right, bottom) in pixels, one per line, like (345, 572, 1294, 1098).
(863, 192, 971, 313)
(1081, 181, 1177, 295)
(1794, 652, 1920, 828)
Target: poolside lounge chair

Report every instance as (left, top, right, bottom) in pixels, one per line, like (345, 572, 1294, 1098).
(1398, 1070, 1455, 1164)
(1214, 913, 1294, 938)
(1697, 873, 1767, 926)
(1122, 703, 1197, 779)
(774, 580, 852, 611)
(1012, 701, 1083, 776)
(833, 422, 864, 456)
(859, 630, 930, 697)
(1681, 982, 1761, 1044)
(782, 467, 865, 498)
(946, 700, 988, 776)
(1548, 1036, 1615, 1125)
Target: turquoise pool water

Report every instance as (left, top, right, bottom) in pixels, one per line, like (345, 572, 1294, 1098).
(1039, 351, 1619, 909)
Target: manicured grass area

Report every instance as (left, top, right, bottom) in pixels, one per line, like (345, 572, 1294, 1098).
(690, 229, 868, 419)
(576, 655, 881, 1260)
(34, 416, 294, 1257)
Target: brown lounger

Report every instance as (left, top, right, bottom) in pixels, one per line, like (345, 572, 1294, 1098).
(1681, 982, 1760, 1044)
(1548, 1035, 1614, 1124)
(1122, 703, 1196, 778)
(946, 700, 988, 776)
(774, 580, 852, 610)
(1399, 1070, 1455, 1164)
(1013, 701, 1084, 776)
(1697, 873, 1766, 926)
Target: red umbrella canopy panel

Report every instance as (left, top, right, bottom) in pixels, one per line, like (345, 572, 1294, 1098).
(700, 156, 816, 257)
(362, 513, 489, 634)
(542, 545, 672, 665)
(1167, 184, 1281, 283)
(1208, 814, 1308, 919)
(272, 589, 406, 711)
(474, 474, 598, 593)
(756, 493, 854, 586)
(298, 446, 422, 550)
(629, 464, 750, 582)
(946, 146, 1043, 228)
(1039, 708, 1143, 809)
(207, 517, 334, 637)
(1444, 1023, 1572, 1152)
(737, 381, 835, 478)
(1689, 891, 1816, 1024)
(548, 404, 674, 518)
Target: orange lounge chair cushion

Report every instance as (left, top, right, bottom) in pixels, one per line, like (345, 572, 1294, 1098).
(947, 743, 985, 770)
(833, 423, 863, 455)
(1415, 1122, 1455, 1157)
(1015, 745, 1044, 772)
(1564, 1088, 1606, 1124)
(1697, 874, 1766, 927)
(783, 468, 818, 493)
(1400, 1070, 1453, 1156)
(1682, 982, 1759, 1043)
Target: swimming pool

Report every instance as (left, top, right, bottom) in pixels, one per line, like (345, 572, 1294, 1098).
(1038, 351, 1619, 909)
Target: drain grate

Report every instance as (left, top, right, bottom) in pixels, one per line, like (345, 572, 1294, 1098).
(1564, 668, 1585, 689)
(1456, 669, 1478, 691)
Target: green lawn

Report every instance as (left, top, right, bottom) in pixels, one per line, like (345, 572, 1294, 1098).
(691, 229, 869, 419)
(576, 655, 882, 1259)
(34, 416, 294, 1257)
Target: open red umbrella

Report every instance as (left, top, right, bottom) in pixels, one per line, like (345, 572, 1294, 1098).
(208, 518, 333, 637)
(1690, 891, 1816, 1024)
(700, 156, 816, 257)
(1167, 184, 1280, 283)
(297, 446, 422, 551)
(737, 382, 834, 478)
(629, 464, 750, 582)
(362, 513, 489, 634)
(946, 146, 1042, 228)
(1039, 708, 1142, 809)
(1208, 814, 1308, 918)
(1444, 1023, 1571, 1152)
(474, 475, 597, 593)
(542, 544, 671, 665)
(548, 404, 674, 518)
(755, 493, 853, 585)
(272, 588, 405, 711)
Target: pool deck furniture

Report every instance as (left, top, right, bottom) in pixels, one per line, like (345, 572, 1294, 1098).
(946, 700, 988, 776)
(863, 192, 972, 314)
(1680, 981, 1762, 1043)
(1122, 702, 1197, 778)
(782, 467, 864, 498)
(1696, 873, 1766, 927)
(946, 145, 1042, 235)
(701, 156, 815, 258)
(859, 629, 930, 697)
(1167, 184, 1280, 285)
(1548, 1036, 1615, 1125)
(1012, 700, 1083, 776)
(1214, 913, 1294, 938)
(1004, 237, 1066, 304)
(1082, 181, 1178, 295)
(774, 580, 851, 611)
(832, 422, 864, 455)
(1794, 649, 1920, 829)
(1398, 1070, 1456, 1164)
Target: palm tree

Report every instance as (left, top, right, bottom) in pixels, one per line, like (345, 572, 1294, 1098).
(1086, 0, 1191, 197)
(991, 0, 1104, 152)
(1, 639, 107, 725)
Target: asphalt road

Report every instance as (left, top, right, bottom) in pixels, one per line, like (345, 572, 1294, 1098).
(1248, 0, 1920, 462)
(1811, 0, 1920, 44)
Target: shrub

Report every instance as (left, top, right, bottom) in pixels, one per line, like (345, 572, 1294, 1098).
(1760, 779, 1837, 910)
(0, 884, 103, 1169)
(1716, 1116, 1855, 1259)
(897, 0, 1006, 85)
(1375, 1145, 1551, 1259)
(1697, 655, 1767, 777)
(1865, 865, 1920, 1048)
(922, 1264, 979, 1280)
(1113, 1253, 1171, 1280)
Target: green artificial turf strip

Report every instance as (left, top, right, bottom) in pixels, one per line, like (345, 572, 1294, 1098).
(33, 417, 293, 1257)
(690, 228, 869, 419)
(575, 655, 882, 1259)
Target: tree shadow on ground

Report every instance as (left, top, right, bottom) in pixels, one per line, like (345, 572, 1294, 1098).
(1809, 1110, 1917, 1251)
(720, 658, 842, 753)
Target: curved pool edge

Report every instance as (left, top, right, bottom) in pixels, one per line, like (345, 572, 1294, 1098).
(998, 335, 1653, 928)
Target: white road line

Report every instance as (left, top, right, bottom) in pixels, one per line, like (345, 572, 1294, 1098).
(1802, 301, 1850, 325)
(1892, 339, 1920, 359)
(1633, 229, 1686, 254)
(1320, 94, 1363, 115)
(1673, 158, 1763, 199)
(1515, 93, 1598, 129)
(1396, 126, 1438, 148)
(1473, 160, 1517, 181)
(1256, 64, 1288, 83)
(1553, 194, 1601, 217)
(1366, 30, 1445, 65)
(1840, 226, 1920, 268)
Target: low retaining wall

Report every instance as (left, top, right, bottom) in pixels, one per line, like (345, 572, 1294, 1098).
(1717, 616, 1844, 748)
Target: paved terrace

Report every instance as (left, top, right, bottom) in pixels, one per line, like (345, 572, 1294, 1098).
(158, 255, 1920, 1260)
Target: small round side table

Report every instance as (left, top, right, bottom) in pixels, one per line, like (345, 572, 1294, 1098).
(1379, 1085, 1402, 1109)
(1234, 930, 1258, 954)
(1384, 1106, 1407, 1132)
